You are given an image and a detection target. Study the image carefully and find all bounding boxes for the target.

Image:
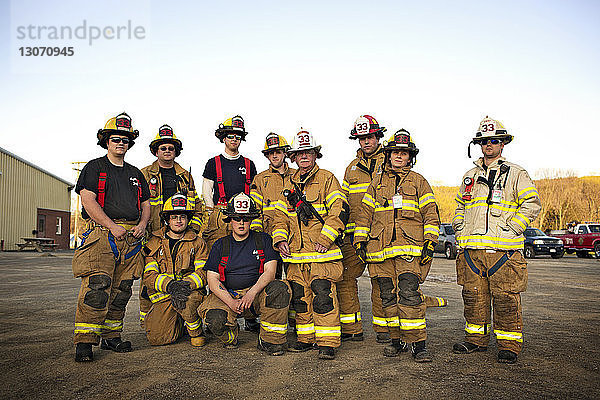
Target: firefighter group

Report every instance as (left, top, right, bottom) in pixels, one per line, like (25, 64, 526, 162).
(72, 112, 541, 365)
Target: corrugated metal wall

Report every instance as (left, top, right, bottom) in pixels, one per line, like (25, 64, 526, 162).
(0, 151, 71, 250)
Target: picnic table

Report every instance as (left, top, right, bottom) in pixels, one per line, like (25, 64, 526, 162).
(16, 237, 58, 252)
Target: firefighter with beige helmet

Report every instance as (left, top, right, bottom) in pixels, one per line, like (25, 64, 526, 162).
(272, 129, 349, 360)
(142, 194, 209, 347)
(452, 116, 541, 364)
(72, 112, 151, 362)
(249, 133, 295, 235)
(139, 124, 207, 326)
(353, 129, 440, 362)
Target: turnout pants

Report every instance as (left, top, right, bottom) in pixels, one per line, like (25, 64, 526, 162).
(202, 206, 231, 251)
(200, 280, 291, 345)
(338, 240, 388, 334)
(456, 249, 527, 354)
(72, 224, 143, 345)
(144, 290, 206, 345)
(287, 261, 343, 348)
(376, 257, 428, 343)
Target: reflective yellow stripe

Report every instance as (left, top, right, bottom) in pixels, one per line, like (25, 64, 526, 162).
(103, 319, 123, 331)
(344, 222, 356, 234)
(74, 323, 103, 334)
(494, 329, 523, 342)
(465, 322, 490, 335)
(139, 311, 147, 322)
(457, 235, 524, 250)
(419, 193, 436, 208)
(340, 312, 361, 323)
(399, 318, 426, 330)
(362, 193, 376, 208)
(372, 316, 387, 327)
(321, 224, 339, 242)
(366, 245, 422, 262)
(315, 326, 341, 337)
(326, 190, 347, 208)
(283, 248, 343, 263)
(225, 330, 236, 344)
(194, 260, 205, 271)
(424, 225, 439, 237)
(341, 180, 350, 192)
(185, 318, 202, 331)
(296, 323, 315, 335)
(348, 183, 369, 193)
(144, 261, 159, 273)
(150, 292, 170, 303)
(155, 274, 170, 292)
(187, 272, 203, 288)
(353, 227, 369, 239)
(435, 297, 446, 306)
(250, 219, 263, 230)
(386, 317, 399, 327)
(260, 321, 288, 334)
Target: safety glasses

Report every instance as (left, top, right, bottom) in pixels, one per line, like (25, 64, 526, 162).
(230, 216, 253, 222)
(109, 137, 130, 144)
(159, 145, 175, 151)
(479, 138, 501, 145)
(226, 134, 242, 140)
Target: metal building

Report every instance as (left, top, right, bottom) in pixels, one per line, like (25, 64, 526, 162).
(0, 147, 73, 250)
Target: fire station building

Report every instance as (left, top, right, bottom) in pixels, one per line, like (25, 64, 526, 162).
(0, 147, 73, 250)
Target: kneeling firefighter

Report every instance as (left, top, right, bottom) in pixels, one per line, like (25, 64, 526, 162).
(142, 194, 210, 346)
(200, 193, 291, 356)
(353, 129, 440, 362)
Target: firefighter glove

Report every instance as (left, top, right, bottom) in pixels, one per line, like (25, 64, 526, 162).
(166, 280, 192, 310)
(419, 240, 435, 265)
(354, 242, 367, 264)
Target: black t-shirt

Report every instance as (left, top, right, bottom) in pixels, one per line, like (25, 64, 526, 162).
(76, 156, 150, 220)
(160, 167, 178, 202)
(204, 231, 280, 290)
(203, 155, 257, 204)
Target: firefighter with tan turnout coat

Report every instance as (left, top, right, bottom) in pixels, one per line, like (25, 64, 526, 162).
(452, 116, 541, 364)
(142, 194, 209, 347)
(72, 112, 151, 362)
(250, 133, 295, 235)
(139, 124, 206, 326)
(354, 129, 440, 362)
(273, 130, 349, 360)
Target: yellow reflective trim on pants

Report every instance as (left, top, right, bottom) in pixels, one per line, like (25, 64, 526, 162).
(494, 329, 523, 342)
(74, 323, 103, 334)
(224, 330, 236, 344)
(185, 318, 201, 331)
(296, 323, 315, 335)
(103, 319, 123, 331)
(386, 317, 400, 327)
(288, 310, 297, 319)
(465, 322, 490, 335)
(372, 316, 388, 327)
(340, 312, 361, 323)
(139, 311, 147, 322)
(314, 326, 341, 337)
(435, 297, 446, 306)
(260, 321, 288, 334)
(399, 318, 426, 330)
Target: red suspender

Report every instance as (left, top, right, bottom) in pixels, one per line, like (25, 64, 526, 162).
(257, 250, 265, 274)
(218, 256, 228, 282)
(244, 157, 251, 195)
(214, 156, 227, 206)
(137, 184, 142, 211)
(97, 172, 107, 208)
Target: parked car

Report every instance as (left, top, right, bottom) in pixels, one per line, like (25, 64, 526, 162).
(552, 223, 600, 258)
(435, 223, 457, 259)
(523, 228, 564, 259)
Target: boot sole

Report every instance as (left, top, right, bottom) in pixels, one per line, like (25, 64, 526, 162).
(452, 343, 487, 354)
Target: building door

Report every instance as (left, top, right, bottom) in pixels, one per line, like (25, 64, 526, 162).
(37, 213, 46, 237)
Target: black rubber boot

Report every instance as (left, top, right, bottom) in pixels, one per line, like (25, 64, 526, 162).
(376, 332, 392, 344)
(100, 337, 132, 353)
(411, 340, 432, 363)
(257, 337, 285, 356)
(341, 332, 364, 342)
(75, 343, 93, 362)
(452, 341, 487, 354)
(244, 318, 260, 333)
(498, 350, 518, 364)
(318, 346, 335, 360)
(288, 341, 316, 352)
(383, 339, 409, 357)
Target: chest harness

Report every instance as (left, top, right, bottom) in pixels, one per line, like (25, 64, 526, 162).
(218, 233, 265, 282)
(214, 155, 252, 206)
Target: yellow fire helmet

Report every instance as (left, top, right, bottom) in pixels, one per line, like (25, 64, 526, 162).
(96, 112, 139, 149)
(160, 193, 194, 222)
(468, 116, 514, 157)
(149, 124, 183, 156)
(262, 132, 291, 155)
(383, 129, 419, 167)
(215, 115, 247, 142)
(288, 129, 322, 161)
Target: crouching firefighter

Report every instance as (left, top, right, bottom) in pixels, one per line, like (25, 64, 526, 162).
(142, 194, 210, 346)
(200, 193, 291, 356)
(72, 112, 151, 362)
(272, 129, 349, 360)
(452, 117, 541, 364)
(353, 129, 440, 362)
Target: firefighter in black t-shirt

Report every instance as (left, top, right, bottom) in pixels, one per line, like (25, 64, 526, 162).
(72, 112, 151, 362)
(200, 193, 291, 356)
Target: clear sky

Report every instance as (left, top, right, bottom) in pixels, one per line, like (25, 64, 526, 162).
(1, 0, 599, 187)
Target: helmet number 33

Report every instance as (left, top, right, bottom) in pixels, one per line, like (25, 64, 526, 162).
(298, 133, 310, 145)
(235, 199, 250, 213)
(481, 123, 495, 132)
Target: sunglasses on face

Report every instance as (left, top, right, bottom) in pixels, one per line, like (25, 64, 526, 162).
(226, 134, 242, 140)
(159, 145, 175, 151)
(231, 216, 253, 222)
(479, 139, 501, 145)
(109, 137, 130, 144)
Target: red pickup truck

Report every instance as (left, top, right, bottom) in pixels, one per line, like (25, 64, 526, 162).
(552, 223, 600, 258)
